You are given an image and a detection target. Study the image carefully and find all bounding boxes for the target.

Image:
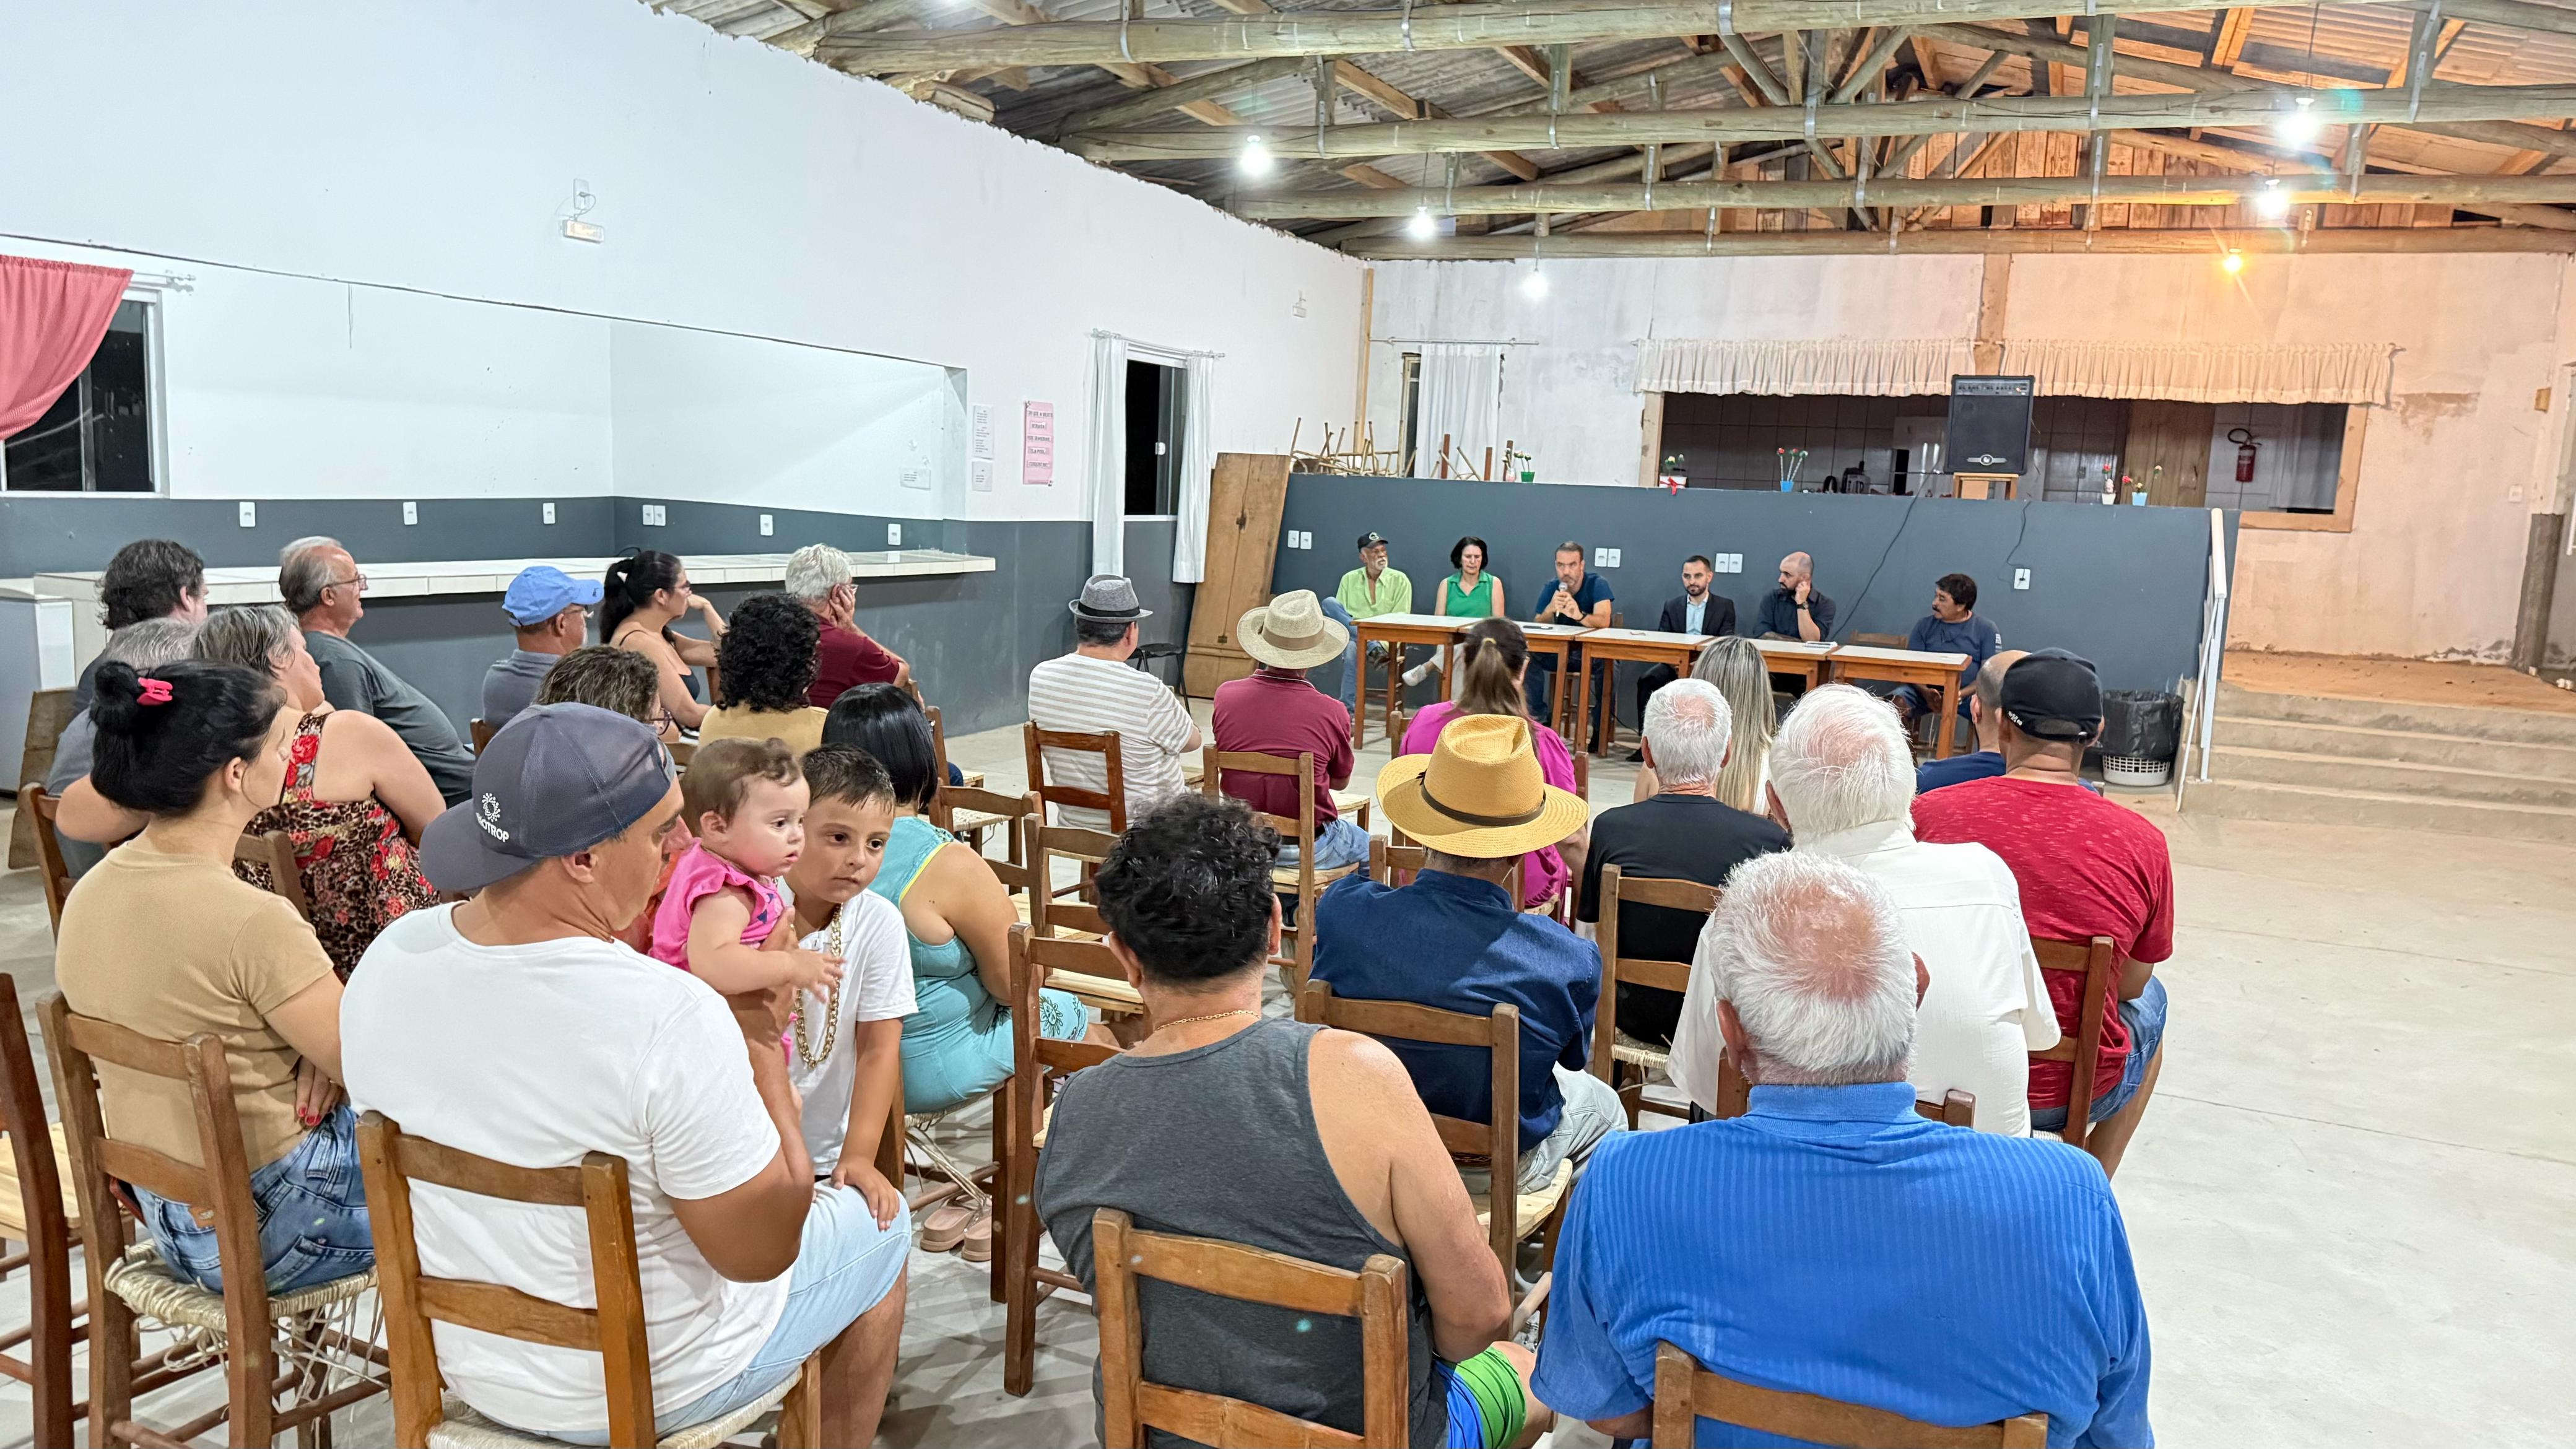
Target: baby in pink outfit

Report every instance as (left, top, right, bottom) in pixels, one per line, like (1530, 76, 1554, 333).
(648, 738, 843, 1000)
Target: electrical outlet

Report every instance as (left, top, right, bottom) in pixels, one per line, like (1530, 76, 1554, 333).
(402, 501, 418, 526)
(887, 524, 902, 547)
(2509, 485, 2525, 503)
(1728, 554, 1744, 573)
(759, 513, 774, 536)
(238, 502, 257, 528)
(2014, 568, 2032, 591)
(641, 504, 666, 527)
(542, 502, 555, 525)
(1605, 548, 1622, 568)
(1301, 531, 1315, 550)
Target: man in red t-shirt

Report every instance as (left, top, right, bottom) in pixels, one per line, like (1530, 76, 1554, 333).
(1209, 590, 1367, 871)
(786, 544, 912, 708)
(1912, 650, 2171, 1177)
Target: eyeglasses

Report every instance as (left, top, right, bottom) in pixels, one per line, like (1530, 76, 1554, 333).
(329, 573, 370, 594)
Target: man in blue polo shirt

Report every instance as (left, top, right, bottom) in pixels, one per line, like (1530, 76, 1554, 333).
(480, 565, 602, 731)
(1533, 851, 2152, 1447)
(1897, 572, 2003, 738)
(1528, 540, 1614, 729)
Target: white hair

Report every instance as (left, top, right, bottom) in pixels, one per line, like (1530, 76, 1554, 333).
(782, 544, 856, 603)
(99, 616, 202, 671)
(1642, 677, 1733, 787)
(1770, 684, 1915, 838)
(277, 536, 344, 614)
(1703, 851, 1916, 1086)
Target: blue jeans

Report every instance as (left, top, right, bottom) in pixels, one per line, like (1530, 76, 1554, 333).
(1276, 813, 1371, 872)
(2030, 976, 2169, 1131)
(549, 1185, 913, 1445)
(134, 1102, 372, 1295)
(1319, 597, 1360, 712)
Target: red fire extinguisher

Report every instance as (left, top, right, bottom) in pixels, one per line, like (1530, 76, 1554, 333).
(2229, 427, 2259, 484)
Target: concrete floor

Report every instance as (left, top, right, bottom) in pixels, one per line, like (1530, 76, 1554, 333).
(2228, 648, 2576, 716)
(1, 705, 2571, 1446)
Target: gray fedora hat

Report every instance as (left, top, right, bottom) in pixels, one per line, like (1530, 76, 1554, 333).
(1069, 574, 1152, 621)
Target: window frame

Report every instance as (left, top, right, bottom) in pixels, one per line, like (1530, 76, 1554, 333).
(0, 289, 169, 497)
(2235, 406, 2367, 533)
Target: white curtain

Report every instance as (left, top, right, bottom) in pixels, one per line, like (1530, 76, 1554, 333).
(1636, 338, 1974, 397)
(1999, 340, 2396, 406)
(1412, 343, 1505, 478)
(1085, 332, 1128, 578)
(1172, 352, 1217, 583)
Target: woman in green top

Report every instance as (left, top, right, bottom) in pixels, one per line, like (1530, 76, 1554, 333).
(1403, 535, 1507, 687)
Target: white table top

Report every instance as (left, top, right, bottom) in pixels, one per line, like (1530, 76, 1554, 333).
(29, 549, 994, 605)
(1577, 626, 1710, 648)
(1825, 643, 1972, 669)
(1350, 611, 1466, 630)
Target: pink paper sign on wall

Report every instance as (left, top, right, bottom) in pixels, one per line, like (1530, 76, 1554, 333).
(1022, 402, 1055, 485)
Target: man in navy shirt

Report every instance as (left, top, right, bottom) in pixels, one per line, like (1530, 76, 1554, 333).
(1898, 572, 2004, 736)
(1534, 851, 2152, 1447)
(1528, 541, 1615, 728)
(1754, 551, 1834, 642)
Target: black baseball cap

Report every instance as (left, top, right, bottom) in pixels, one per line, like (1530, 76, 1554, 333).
(420, 703, 680, 894)
(1999, 649, 2104, 742)
(1357, 531, 1390, 549)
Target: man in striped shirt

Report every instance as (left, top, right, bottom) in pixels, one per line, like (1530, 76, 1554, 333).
(1025, 575, 1200, 830)
(1535, 852, 2152, 1447)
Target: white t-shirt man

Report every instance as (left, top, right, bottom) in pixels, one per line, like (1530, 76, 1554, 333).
(342, 905, 790, 1435)
(1026, 651, 1196, 830)
(789, 890, 916, 1173)
(1669, 821, 2061, 1136)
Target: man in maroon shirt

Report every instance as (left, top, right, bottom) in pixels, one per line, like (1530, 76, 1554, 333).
(1211, 590, 1367, 870)
(1912, 650, 2171, 1177)
(786, 543, 911, 708)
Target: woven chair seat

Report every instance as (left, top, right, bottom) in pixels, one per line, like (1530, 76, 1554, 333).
(1271, 859, 1362, 890)
(1610, 1030, 1670, 1072)
(1468, 1159, 1573, 1240)
(424, 1375, 796, 1449)
(100, 1242, 375, 1336)
(952, 807, 1012, 837)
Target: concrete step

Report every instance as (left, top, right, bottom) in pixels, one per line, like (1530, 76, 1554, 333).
(2186, 778, 2576, 844)
(2209, 744, 2576, 809)
(2216, 682, 2576, 747)
(2211, 714, 2576, 782)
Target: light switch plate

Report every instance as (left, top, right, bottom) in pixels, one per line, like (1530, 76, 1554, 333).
(759, 513, 774, 536)
(402, 501, 418, 526)
(2014, 568, 2032, 590)
(542, 502, 555, 525)
(238, 502, 257, 528)
(641, 504, 666, 527)
(1595, 547, 1622, 568)
(887, 524, 902, 546)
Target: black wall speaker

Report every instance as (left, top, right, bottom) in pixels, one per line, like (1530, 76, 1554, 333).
(1946, 375, 2035, 476)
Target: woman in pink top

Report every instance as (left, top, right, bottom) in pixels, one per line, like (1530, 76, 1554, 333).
(1399, 617, 1587, 910)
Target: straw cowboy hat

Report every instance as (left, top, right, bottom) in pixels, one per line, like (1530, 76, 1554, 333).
(1237, 590, 1349, 671)
(1376, 713, 1588, 858)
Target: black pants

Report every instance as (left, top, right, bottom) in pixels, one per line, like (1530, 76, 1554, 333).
(1526, 648, 1603, 738)
(1635, 663, 1681, 734)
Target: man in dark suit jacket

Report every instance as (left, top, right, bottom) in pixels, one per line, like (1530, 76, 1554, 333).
(1630, 554, 1736, 759)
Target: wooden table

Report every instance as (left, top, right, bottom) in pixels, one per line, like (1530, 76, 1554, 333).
(1566, 627, 1710, 755)
(1348, 612, 1466, 747)
(1820, 644, 1975, 759)
(1520, 622, 1588, 744)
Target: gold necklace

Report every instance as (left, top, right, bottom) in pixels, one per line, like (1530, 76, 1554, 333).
(1152, 1008, 1258, 1036)
(790, 908, 845, 1069)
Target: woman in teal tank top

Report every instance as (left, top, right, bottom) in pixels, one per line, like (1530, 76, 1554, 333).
(1404, 535, 1507, 688)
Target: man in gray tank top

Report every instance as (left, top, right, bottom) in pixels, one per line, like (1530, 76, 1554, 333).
(1037, 795, 1554, 1449)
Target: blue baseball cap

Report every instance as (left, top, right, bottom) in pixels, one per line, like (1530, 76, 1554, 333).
(420, 703, 679, 894)
(502, 565, 603, 627)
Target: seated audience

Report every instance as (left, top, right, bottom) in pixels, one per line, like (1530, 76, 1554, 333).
(1403, 620, 1585, 912)
(1917, 648, 2025, 795)
(1669, 685, 2060, 1136)
(45, 616, 201, 880)
(347, 704, 907, 1445)
(1329, 530, 1412, 711)
(781, 745, 913, 1230)
(1400, 534, 1507, 690)
(55, 659, 367, 1294)
(1038, 794, 1554, 1449)
(535, 643, 677, 742)
(1625, 553, 1736, 760)
(72, 537, 208, 711)
(786, 543, 910, 708)
(1756, 550, 1835, 642)
(480, 565, 600, 730)
(647, 736, 840, 998)
(1895, 572, 2003, 735)
(1525, 541, 1614, 727)
(603, 547, 725, 733)
(1314, 715, 1624, 1194)
(1533, 853, 2151, 1446)
(1025, 575, 1199, 829)
(279, 536, 476, 804)
(1577, 680, 1786, 1046)
(1211, 589, 1365, 871)
(1912, 650, 2172, 1175)
(1631, 635, 1776, 811)
(696, 592, 830, 755)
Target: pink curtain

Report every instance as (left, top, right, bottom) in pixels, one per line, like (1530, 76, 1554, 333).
(0, 255, 136, 438)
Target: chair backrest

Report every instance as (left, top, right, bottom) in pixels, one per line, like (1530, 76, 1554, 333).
(1651, 1341, 2047, 1448)
(1294, 980, 1523, 1271)
(232, 830, 313, 922)
(1708, 1054, 1974, 1128)
(1031, 816, 1123, 902)
(0, 976, 77, 1447)
(1024, 723, 1129, 832)
(1371, 833, 1520, 909)
(1389, 708, 1412, 754)
(1588, 864, 1718, 1082)
(469, 718, 497, 754)
(355, 1112, 660, 1447)
(1203, 742, 1319, 849)
(1007, 925, 1121, 1142)
(941, 787, 1042, 895)
(1094, 1208, 1411, 1449)
(2028, 936, 2122, 1153)
(19, 785, 74, 934)
(665, 738, 696, 770)
(1850, 632, 1908, 650)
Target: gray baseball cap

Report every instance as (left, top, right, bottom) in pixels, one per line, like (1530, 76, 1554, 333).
(420, 703, 679, 895)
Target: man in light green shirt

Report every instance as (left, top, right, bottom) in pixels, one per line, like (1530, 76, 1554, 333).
(1327, 532, 1411, 710)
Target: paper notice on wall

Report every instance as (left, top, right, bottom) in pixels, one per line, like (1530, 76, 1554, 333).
(972, 459, 993, 492)
(1023, 402, 1055, 485)
(971, 404, 994, 459)
(900, 466, 931, 491)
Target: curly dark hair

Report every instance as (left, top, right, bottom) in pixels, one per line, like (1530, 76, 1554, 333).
(714, 593, 820, 713)
(1936, 572, 1979, 612)
(100, 539, 206, 630)
(1095, 794, 1281, 985)
(89, 659, 284, 816)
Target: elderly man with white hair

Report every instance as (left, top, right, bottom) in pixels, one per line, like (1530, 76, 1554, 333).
(282, 535, 476, 804)
(1575, 678, 1788, 1046)
(785, 542, 912, 708)
(1669, 684, 2059, 1135)
(1533, 852, 2151, 1446)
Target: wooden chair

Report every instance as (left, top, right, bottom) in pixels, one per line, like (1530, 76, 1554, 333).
(468, 718, 497, 754)
(357, 1112, 825, 1448)
(1001, 924, 1122, 1397)
(1368, 837, 1521, 906)
(9, 687, 75, 875)
(2031, 936, 2124, 1158)
(18, 785, 75, 934)
(42, 997, 385, 1448)
(1651, 1341, 2046, 1448)
(1295, 981, 1569, 1302)
(232, 829, 313, 922)
(666, 738, 696, 770)
(0, 974, 88, 1448)
(1199, 746, 1367, 993)
(1094, 1208, 1412, 1449)
(1023, 723, 1130, 833)
(945, 786, 1043, 897)
(1588, 866, 1718, 1128)
(1708, 1053, 1975, 1128)
(1850, 631, 1908, 650)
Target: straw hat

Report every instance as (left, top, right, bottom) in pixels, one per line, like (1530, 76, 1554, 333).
(1237, 590, 1350, 671)
(1376, 713, 1589, 858)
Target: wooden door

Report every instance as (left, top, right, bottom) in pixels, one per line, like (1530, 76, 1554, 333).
(2123, 400, 2214, 508)
(1181, 453, 1292, 698)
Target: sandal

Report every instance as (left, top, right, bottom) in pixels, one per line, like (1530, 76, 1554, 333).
(918, 1200, 976, 1254)
(959, 1204, 995, 1264)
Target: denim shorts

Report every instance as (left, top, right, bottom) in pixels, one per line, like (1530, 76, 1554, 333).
(2031, 975, 2169, 1131)
(1276, 814, 1373, 872)
(549, 1184, 912, 1445)
(134, 1101, 373, 1295)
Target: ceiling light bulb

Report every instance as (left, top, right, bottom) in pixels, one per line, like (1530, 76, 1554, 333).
(2274, 95, 2322, 146)
(2253, 178, 2291, 220)
(1238, 135, 1273, 178)
(1523, 264, 1549, 298)
(1408, 206, 1438, 240)
(2221, 249, 2245, 275)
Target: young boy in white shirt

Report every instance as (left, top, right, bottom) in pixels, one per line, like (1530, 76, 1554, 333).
(782, 744, 916, 1227)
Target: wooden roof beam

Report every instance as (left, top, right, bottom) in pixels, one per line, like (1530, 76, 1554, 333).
(1342, 226, 2576, 258)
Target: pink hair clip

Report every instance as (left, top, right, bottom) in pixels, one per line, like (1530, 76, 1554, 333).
(136, 677, 174, 706)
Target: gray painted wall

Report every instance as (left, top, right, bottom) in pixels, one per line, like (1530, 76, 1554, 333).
(1271, 475, 2235, 721)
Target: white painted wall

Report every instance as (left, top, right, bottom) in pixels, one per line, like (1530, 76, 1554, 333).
(2, 0, 1361, 524)
(1368, 251, 2568, 661)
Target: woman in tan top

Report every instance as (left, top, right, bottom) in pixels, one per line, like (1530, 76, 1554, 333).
(53, 659, 370, 1294)
(693, 593, 829, 755)
(603, 549, 726, 733)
